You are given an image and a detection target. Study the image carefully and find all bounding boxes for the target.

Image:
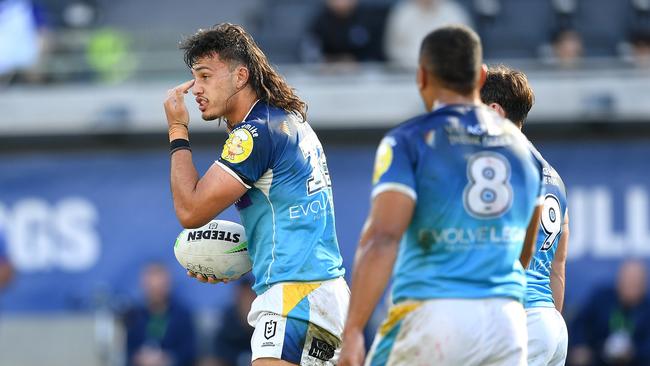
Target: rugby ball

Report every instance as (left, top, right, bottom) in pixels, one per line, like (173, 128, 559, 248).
(173, 220, 252, 280)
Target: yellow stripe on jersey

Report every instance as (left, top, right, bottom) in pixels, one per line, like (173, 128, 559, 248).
(379, 302, 422, 336)
(282, 282, 322, 316)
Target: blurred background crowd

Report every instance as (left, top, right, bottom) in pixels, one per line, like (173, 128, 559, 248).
(1, 0, 650, 366)
(2, 0, 650, 84)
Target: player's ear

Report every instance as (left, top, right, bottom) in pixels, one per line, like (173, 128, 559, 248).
(235, 65, 249, 89)
(478, 64, 488, 89)
(488, 103, 506, 118)
(416, 64, 427, 91)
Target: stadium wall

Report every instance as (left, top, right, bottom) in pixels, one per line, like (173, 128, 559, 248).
(1, 141, 649, 317)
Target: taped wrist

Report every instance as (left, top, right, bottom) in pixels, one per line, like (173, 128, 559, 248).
(170, 138, 191, 155)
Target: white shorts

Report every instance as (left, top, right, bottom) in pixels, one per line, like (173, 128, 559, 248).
(248, 277, 350, 365)
(526, 307, 568, 366)
(366, 298, 527, 366)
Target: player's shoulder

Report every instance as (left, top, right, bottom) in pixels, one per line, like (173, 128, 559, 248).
(543, 160, 567, 197)
(385, 106, 458, 138)
(386, 113, 429, 138)
(528, 141, 568, 197)
(244, 101, 303, 135)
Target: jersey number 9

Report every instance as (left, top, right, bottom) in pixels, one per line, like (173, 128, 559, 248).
(540, 194, 562, 251)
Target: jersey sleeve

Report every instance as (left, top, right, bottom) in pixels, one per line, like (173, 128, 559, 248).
(216, 122, 273, 189)
(371, 133, 417, 201)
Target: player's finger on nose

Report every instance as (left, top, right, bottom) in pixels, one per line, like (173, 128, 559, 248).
(175, 80, 195, 95)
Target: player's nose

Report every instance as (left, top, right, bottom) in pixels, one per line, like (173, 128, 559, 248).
(191, 82, 202, 96)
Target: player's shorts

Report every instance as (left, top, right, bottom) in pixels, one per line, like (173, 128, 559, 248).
(526, 307, 568, 366)
(366, 298, 527, 366)
(248, 276, 349, 365)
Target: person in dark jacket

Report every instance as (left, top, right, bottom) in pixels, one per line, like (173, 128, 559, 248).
(569, 259, 650, 366)
(303, 0, 387, 63)
(125, 263, 197, 366)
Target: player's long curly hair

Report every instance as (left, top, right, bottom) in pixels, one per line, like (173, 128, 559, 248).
(180, 23, 307, 120)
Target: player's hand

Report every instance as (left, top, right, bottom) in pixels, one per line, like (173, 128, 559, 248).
(164, 80, 194, 138)
(187, 270, 232, 284)
(339, 328, 366, 366)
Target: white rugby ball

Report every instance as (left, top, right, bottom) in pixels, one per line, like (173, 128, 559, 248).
(174, 220, 252, 280)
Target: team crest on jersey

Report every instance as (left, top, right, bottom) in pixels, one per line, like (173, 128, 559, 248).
(372, 137, 394, 184)
(222, 128, 254, 163)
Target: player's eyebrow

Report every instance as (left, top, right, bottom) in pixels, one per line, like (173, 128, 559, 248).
(192, 66, 211, 73)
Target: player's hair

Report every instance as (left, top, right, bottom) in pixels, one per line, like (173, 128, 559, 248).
(480, 65, 535, 127)
(180, 23, 307, 120)
(419, 25, 482, 95)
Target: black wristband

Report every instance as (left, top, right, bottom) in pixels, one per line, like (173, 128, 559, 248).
(170, 138, 191, 155)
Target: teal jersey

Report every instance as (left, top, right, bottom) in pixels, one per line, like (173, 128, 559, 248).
(525, 160, 568, 308)
(218, 101, 345, 294)
(372, 105, 544, 304)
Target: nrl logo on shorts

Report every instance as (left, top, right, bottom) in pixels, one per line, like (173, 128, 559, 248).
(264, 320, 277, 339)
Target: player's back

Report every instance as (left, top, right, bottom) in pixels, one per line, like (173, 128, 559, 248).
(218, 102, 344, 294)
(525, 159, 567, 308)
(373, 104, 544, 304)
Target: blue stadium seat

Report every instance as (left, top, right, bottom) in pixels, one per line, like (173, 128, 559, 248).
(572, 0, 631, 57)
(472, 0, 555, 59)
(254, 0, 319, 64)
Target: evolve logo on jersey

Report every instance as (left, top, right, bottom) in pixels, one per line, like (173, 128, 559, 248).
(372, 105, 543, 304)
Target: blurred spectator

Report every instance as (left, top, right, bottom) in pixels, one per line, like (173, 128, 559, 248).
(86, 27, 136, 83)
(201, 275, 256, 366)
(384, 0, 473, 69)
(0, 229, 13, 291)
(628, 30, 650, 68)
(569, 259, 650, 366)
(0, 0, 51, 84)
(542, 28, 584, 69)
(124, 263, 197, 366)
(303, 0, 387, 64)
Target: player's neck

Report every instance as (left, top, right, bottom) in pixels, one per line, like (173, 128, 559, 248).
(225, 88, 259, 129)
(432, 88, 482, 109)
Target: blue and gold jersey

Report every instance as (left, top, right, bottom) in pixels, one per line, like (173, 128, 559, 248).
(217, 101, 345, 294)
(373, 105, 544, 304)
(525, 161, 567, 308)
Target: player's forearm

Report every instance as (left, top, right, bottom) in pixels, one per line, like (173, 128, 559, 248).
(550, 264, 565, 312)
(170, 150, 203, 228)
(344, 234, 399, 334)
(520, 205, 542, 269)
(550, 220, 569, 312)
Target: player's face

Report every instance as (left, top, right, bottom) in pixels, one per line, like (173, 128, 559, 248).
(191, 55, 238, 121)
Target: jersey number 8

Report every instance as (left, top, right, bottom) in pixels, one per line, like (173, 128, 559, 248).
(463, 152, 513, 219)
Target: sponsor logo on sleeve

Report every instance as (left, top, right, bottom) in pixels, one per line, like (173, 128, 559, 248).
(372, 137, 394, 184)
(221, 128, 255, 164)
